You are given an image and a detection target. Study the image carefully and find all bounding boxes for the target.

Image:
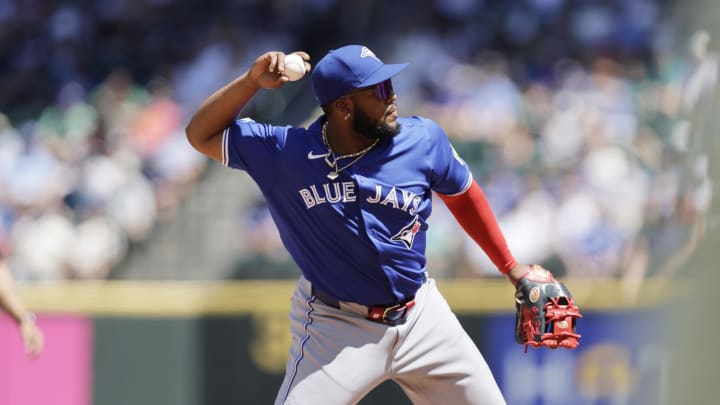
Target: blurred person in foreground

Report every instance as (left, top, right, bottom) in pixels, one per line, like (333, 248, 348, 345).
(186, 45, 580, 404)
(0, 248, 44, 358)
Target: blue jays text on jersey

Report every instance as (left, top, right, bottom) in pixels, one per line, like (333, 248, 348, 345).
(221, 115, 472, 306)
(298, 182, 422, 215)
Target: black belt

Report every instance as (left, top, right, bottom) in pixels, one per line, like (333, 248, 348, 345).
(311, 286, 415, 326)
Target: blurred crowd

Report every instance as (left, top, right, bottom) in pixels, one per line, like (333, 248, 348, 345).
(422, 37, 715, 280)
(0, 0, 714, 281)
(0, 73, 206, 280)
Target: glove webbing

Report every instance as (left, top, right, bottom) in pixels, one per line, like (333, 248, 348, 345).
(522, 297, 581, 352)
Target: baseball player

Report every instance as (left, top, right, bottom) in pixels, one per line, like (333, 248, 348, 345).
(186, 45, 547, 404)
(0, 248, 44, 358)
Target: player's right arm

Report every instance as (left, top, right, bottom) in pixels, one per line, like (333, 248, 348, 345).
(185, 51, 310, 162)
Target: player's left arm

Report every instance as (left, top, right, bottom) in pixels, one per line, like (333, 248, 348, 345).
(438, 184, 583, 350)
(424, 117, 528, 284)
(436, 183, 529, 284)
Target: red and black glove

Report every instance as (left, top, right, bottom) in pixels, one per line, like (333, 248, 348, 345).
(514, 265, 582, 352)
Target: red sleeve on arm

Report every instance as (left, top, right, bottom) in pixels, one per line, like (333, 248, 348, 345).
(437, 181, 517, 274)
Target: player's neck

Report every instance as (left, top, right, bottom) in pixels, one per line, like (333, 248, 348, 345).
(325, 121, 377, 156)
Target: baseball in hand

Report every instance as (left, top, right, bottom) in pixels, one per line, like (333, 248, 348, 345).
(283, 53, 307, 81)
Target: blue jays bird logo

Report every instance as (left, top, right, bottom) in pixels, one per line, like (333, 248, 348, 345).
(360, 46, 380, 62)
(391, 215, 421, 249)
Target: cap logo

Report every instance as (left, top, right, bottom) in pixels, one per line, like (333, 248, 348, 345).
(360, 46, 380, 61)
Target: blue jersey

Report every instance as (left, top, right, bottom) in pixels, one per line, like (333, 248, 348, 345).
(222, 115, 472, 306)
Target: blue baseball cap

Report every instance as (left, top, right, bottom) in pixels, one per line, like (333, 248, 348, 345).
(311, 45, 408, 105)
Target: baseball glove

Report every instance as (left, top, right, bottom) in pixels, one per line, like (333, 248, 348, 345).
(514, 265, 582, 352)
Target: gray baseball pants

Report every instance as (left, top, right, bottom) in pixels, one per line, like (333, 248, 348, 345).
(274, 275, 506, 405)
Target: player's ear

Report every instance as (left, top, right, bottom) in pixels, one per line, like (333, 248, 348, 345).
(334, 99, 351, 115)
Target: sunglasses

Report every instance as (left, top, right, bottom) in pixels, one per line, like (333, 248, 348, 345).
(345, 79, 394, 101)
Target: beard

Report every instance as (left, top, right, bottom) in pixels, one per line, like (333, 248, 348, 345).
(351, 106, 401, 140)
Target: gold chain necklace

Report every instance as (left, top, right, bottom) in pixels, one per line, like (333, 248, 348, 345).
(321, 122, 379, 180)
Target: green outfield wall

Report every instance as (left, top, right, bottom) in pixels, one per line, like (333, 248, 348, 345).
(7, 278, 676, 405)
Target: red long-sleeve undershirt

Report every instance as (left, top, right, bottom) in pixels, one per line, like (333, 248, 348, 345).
(437, 181, 517, 274)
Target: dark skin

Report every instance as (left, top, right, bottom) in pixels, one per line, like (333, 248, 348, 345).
(185, 50, 531, 285)
(186, 51, 312, 162)
(323, 86, 399, 154)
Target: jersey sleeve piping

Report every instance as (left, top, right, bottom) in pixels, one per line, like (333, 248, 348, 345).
(443, 171, 474, 197)
(222, 127, 230, 166)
